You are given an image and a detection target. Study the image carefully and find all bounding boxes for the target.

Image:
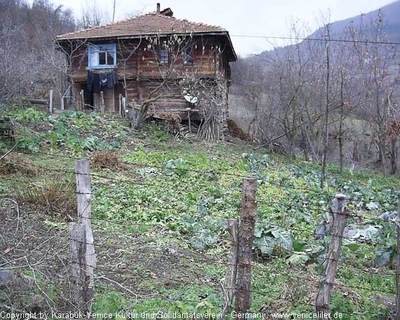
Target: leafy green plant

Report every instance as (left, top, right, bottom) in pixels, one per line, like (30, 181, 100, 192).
(82, 135, 109, 151)
(162, 158, 189, 177)
(329, 291, 356, 318)
(180, 215, 226, 250)
(373, 221, 397, 267)
(253, 220, 293, 256)
(168, 285, 222, 315)
(93, 291, 127, 314)
(16, 130, 44, 152)
(241, 152, 271, 179)
(12, 107, 47, 124)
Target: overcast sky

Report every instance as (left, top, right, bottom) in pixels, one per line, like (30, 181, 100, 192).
(50, 0, 396, 56)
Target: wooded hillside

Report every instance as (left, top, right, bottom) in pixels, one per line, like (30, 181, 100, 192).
(230, 3, 400, 176)
(0, 0, 75, 104)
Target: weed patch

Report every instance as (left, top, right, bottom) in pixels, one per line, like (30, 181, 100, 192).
(0, 153, 40, 176)
(13, 173, 76, 220)
(91, 150, 124, 170)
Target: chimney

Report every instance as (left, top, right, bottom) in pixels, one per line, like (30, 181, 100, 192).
(156, 3, 160, 14)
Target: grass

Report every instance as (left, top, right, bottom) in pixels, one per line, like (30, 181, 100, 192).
(1, 108, 399, 318)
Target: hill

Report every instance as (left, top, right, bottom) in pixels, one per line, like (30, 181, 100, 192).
(229, 1, 400, 179)
(308, 0, 400, 41)
(1, 108, 400, 317)
(255, 0, 400, 60)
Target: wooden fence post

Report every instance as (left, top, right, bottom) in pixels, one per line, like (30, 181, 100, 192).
(235, 178, 257, 315)
(222, 218, 238, 319)
(119, 94, 122, 116)
(74, 159, 96, 311)
(69, 222, 86, 311)
(49, 89, 53, 114)
(395, 198, 400, 320)
(100, 91, 105, 112)
(122, 96, 126, 117)
(61, 93, 65, 111)
(316, 193, 349, 319)
(79, 90, 84, 111)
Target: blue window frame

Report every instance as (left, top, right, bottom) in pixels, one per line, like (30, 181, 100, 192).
(88, 44, 116, 69)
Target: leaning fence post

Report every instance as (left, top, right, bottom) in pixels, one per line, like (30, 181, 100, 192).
(316, 193, 349, 319)
(395, 198, 400, 320)
(222, 218, 238, 319)
(235, 178, 257, 315)
(75, 159, 96, 310)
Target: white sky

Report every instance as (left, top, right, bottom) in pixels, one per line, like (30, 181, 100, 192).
(51, 0, 396, 56)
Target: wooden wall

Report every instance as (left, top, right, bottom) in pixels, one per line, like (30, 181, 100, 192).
(67, 35, 231, 117)
(69, 36, 227, 82)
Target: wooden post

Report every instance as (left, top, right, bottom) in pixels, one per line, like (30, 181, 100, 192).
(80, 90, 84, 111)
(61, 94, 65, 111)
(119, 94, 122, 116)
(235, 178, 257, 315)
(49, 89, 53, 114)
(100, 91, 105, 112)
(222, 218, 238, 319)
(69, 222, 85, 311)
(316, 193, 349, 319)
(122, 96, 126, 117)
(75, 159, 96, 310)
(395, 198, 400, 320)
(186, 108, 192, 133)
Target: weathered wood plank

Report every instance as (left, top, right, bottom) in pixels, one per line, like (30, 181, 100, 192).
(75, 159, 96, 309)
(222, 218, 238, 319)
(235, 178, 258, 314)
(315, 194, 350, 319)
(68, 222, 85, 312)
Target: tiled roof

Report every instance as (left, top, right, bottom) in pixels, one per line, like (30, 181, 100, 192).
(57, 12, 228, 41)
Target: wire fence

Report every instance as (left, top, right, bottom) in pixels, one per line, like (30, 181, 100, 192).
(0, 152, 398, 319)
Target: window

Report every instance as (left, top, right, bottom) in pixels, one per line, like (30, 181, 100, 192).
(183, 46, 194, 65)
(88, 44, 116, 69)
(159, 48, 169, 64)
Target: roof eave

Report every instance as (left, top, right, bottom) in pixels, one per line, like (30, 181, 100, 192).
(56, 31, 237, 61)
(57, 30, 227, 41)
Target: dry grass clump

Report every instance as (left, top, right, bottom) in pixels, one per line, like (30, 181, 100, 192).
(0, 153, 40, 176)
(14, 173, 76, 221)
(90, 150, 124, 170)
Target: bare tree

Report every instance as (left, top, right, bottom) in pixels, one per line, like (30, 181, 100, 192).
(77, 0, 110, 29)
(0, 0, 76, 104)
(123, 33, 229, 140)
(349, 10, 399, 174)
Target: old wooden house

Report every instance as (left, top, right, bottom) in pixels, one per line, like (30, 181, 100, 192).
(56, 4, 236, 138)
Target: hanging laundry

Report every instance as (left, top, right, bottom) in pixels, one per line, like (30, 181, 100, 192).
(93, 73, 100, 92)
(87, 69, 118, 92)
(99, 73, 108, 87)
(107, 71, 118, 89)
(87, 70, 93, 92)
(87, 70, 100, 93)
